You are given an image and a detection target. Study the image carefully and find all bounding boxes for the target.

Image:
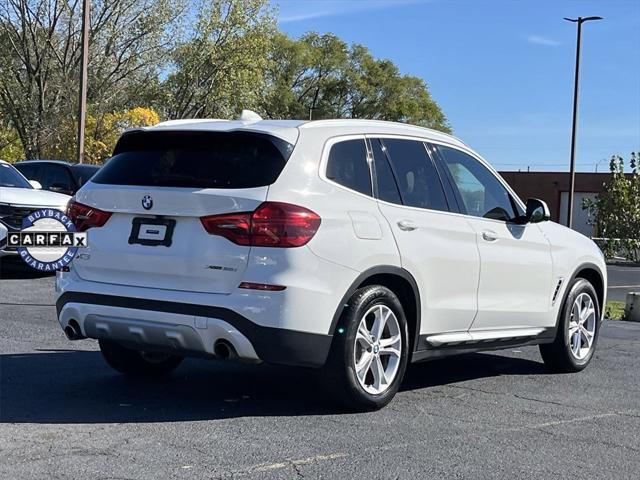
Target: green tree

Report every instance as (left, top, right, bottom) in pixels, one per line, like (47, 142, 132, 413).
(163, 0, 275, 119)
(584, 153, 640, 261)
(0, 122, 23, 161)
(259, 32, 450, 131)
(0, 0, 178, 159)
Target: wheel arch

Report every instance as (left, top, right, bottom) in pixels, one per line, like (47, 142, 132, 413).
(573, 263, 605, 316)
(329, 266, 421, 355)
(555, 262, 606, 329)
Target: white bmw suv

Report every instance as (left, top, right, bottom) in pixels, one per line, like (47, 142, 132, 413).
(56, 112, 606, 410)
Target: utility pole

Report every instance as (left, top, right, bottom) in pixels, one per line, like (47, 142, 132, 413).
(76, 0, 90, 164)
(564, 16, 602, 228)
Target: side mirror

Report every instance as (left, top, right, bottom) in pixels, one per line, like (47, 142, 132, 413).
(29, 180, 42, 190)
(525, 198, 550, 223)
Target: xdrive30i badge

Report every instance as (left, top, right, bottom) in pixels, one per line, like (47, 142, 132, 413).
(142, 195, 153, 210)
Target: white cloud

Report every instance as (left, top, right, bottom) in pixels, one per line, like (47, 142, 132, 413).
(279, 10, 335, 24)
(277, 0, 429, 24)
(527, 35, 562, 47)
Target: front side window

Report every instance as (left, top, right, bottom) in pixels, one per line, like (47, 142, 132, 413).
(436, 145, 517, 222)
(382, 139, 448, 211)
(325, 139, 372, 196)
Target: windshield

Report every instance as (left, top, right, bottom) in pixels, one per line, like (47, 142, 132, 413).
(0, 163, 32, 189)
(92, 131, 294, 189)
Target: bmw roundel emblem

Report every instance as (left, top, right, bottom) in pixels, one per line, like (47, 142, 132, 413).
(142, 195, 153, 210)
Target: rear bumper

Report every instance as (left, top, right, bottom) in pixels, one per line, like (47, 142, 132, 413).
(54, 245, 361, 367)
(56, 291, 333, 368)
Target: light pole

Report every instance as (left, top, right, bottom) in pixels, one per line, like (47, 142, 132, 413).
(76, 0, 90, 164)
(564, 16, 602, 229)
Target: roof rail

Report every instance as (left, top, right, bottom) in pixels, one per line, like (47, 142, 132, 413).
(154, 118, 228, 127)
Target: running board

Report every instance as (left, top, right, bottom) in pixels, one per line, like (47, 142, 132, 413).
(425, 328, 546, 347)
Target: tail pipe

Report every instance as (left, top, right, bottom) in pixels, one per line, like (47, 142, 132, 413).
(64, 320, 85, 340)
(214, 339, 238, 360)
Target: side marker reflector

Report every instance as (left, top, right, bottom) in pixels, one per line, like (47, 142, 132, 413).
(238, 282, 286, 291)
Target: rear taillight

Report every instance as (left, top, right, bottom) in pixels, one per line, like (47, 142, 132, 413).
(67, 199, 112, 232)
(200, 212, 252, 246)
(200, 202, 321, 248)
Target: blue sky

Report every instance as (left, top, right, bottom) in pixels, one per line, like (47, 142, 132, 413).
(273, 0, 640, 172)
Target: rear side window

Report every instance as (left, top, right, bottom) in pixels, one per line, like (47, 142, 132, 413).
(42, 165, 74, 191)
(382, 139, 448, 211)
(92, 131, 294, 189)
(325, 139, 372, 196)
(370, 139, 402, 204)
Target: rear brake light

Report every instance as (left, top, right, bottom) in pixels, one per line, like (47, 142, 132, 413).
(67, 200, 112, 232)
(200, 202, 321, 248)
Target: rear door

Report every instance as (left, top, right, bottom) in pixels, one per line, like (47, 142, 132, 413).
(433, 144, 554, 329)
(369, 137, 480, 335)
(74, 130, 294, 294)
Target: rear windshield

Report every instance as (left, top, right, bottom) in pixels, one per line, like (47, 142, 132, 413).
(92, 131, 294, 189)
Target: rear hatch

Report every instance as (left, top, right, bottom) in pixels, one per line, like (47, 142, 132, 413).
(73, 130, 294, 294)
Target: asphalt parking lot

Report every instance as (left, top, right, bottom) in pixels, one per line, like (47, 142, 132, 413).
(607, 264, 640, 302)
(1, 264, 639, 479)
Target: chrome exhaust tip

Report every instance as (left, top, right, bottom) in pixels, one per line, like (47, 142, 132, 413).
(64, 320, 84, 340)
(214, 339, 238, 360)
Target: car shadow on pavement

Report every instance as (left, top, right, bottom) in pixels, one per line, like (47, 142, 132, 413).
(0, 257, 54, 279)
(0, 348, 548, 424)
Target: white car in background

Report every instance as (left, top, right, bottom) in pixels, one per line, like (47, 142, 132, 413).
(0, 160, 71, 257)
(55, 112, 606, 411)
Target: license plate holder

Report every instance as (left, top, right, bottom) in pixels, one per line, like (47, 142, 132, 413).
(128, 217, 176, 247)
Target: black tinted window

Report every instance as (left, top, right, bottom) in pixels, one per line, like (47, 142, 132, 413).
(436, 145, 517, 221)
(382, 139, 448, 211)
(326, 139, 371, 196)
(72, 165, 100, 187)
(92, 131, 294, 189)
(370, 139, 401, 204)
(15, 163, 38, 181)
(42, 165, 73, 191)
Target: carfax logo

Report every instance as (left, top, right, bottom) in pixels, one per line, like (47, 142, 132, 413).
(6, 209, 87, 272)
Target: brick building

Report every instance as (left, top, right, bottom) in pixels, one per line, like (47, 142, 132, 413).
(498, 171, 621, 237)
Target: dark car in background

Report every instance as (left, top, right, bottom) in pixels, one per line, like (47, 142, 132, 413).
(14, 160, 100, 196)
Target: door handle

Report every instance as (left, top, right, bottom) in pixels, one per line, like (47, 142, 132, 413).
(397, 220, 417, 231)
(482, 230, 498, 242)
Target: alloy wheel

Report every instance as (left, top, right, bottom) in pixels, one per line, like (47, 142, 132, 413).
(568, 292, 597, 360)
(353, 304, 402, 395)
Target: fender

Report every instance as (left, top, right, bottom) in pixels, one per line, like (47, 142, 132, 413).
(328, 265, 422, 353)
(554, 261, 606, 331)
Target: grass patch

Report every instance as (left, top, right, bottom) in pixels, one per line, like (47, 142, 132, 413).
(605, 301, 626, 320)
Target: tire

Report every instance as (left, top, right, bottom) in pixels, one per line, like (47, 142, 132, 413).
(325, 285, 410, 411)
(540, 278, 601, 373)
(99, 339, 183, 376)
